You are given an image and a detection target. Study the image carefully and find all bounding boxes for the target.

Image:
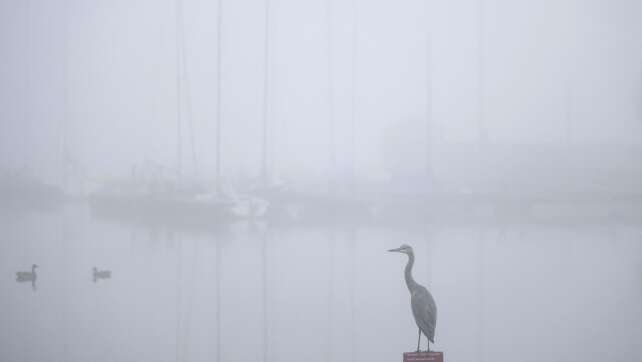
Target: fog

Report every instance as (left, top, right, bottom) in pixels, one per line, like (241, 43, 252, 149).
(1, 0, 641, 362)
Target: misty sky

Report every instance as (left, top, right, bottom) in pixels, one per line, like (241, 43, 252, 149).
(1, 0, 641, 184)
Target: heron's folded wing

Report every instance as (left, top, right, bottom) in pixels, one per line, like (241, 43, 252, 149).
(411, 288, 437, 342)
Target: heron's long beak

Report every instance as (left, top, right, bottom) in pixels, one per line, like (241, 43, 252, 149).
(388, 247, 402, 252)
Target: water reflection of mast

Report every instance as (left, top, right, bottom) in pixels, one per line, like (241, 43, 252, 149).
(60, 198, 71, 360)
(477, 230, 485, 362)
(181, 241, 200, 361)
(262, 230, 270, 362)
(349, 227, 356, 362)
(175, 236, 183, 362)
(215, 236, 222, 362)
(326, 228, 336, 362)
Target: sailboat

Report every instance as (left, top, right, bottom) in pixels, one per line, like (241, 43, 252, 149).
(88, 0, 268, 227)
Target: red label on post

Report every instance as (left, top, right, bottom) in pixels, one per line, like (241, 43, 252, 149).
(403, 351, 444, 362)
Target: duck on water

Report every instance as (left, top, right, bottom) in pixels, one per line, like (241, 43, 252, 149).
(16, 264, 38, 290)
(93, 267, 111, 282)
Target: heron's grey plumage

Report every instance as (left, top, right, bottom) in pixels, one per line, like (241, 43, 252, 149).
(411, 284, 437, 343)
(389, 244, 437, 351)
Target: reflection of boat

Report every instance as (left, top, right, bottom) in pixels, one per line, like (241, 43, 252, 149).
(0, 170, 65, 211)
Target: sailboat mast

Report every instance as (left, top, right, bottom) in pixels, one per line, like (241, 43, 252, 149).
(61, 0, 70, 190)
(565, 78, 573, 143)
(215, 0, 223, 194)
(261, 0, 271, 188)
(477, 0, 487, 143)
(425, 0, 433, 182)
(564, 4, 576, 145)
(326, 0, 336, 191)
(349, 0, 358, 193)
(22, 1, 32, 171)
(179, 18, 198, 177)
(175, 0, 183, 180)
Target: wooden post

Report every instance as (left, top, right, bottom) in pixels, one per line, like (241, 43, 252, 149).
(403, 351, 444, 362)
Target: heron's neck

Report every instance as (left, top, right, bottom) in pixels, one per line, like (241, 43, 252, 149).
(31, 266, 36, 273)
(404, 252, 418, 291)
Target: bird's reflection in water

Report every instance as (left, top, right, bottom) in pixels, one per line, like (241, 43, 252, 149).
(16, 264, 38, 291)
(92, 267, 112, 283)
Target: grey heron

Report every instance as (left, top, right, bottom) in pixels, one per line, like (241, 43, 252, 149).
(389, 244, 437, 352)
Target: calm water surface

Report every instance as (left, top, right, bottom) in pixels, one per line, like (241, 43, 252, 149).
(1, 204, 641, 362)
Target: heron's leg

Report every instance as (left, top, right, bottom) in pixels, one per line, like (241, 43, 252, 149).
(416, 328, 421, 352)
(425, 340, 430, 353)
